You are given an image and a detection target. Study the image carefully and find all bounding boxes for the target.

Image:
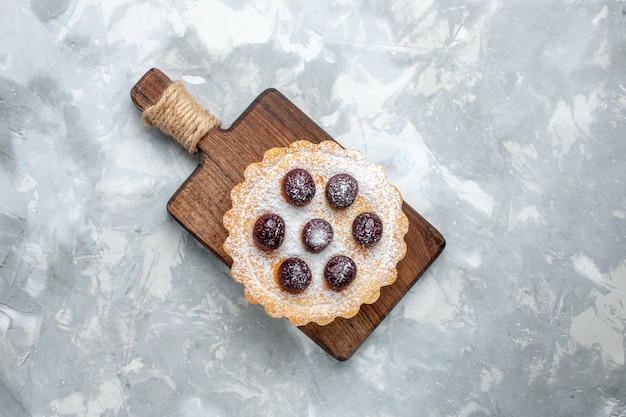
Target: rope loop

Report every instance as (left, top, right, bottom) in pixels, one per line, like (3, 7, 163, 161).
(142, 81, 221, 154)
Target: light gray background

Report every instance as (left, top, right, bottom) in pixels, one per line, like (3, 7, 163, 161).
(1, 1, 625, 416)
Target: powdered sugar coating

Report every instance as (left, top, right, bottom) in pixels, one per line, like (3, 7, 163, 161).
(282, 168, 315, 205)
(324, 255, 357, 291)
(278, 257, 312, 293)
(326, 173, 358, 209)
(253, 213, 285, 250)
(223, 140, 409, 326)
(302, 218, 333, 253)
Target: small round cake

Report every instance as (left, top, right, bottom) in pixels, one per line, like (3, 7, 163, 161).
(223, 140, 409, 326)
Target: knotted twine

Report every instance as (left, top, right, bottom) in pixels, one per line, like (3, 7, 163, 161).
(141, 81, 221, 154)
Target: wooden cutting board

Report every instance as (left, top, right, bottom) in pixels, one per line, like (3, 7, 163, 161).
(130, 68, 445, 360)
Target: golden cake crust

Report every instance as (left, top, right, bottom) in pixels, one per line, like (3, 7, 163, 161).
(223, 140, 409, 326)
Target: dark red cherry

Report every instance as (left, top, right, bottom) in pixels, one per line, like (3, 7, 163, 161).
(324, 255, 357, 291)
(301, 218, 334, 253)
(325, 173, 358, 209)
(352, 212, 383, 247)
(282, 168, 316, 206)
(277, 258, 312, 294)
(253, 213, 285, 250)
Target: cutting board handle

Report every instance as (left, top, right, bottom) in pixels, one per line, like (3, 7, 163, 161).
(130, 68, 221, 154)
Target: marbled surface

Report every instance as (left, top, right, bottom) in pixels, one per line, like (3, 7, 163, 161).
(1, 1, 625, 416)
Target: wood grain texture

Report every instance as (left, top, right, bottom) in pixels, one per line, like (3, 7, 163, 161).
(131, 68, 445, 360)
